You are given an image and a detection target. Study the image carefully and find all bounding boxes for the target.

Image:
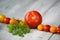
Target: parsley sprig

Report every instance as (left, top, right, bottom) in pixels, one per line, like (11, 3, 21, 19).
(7, 21, 30, 37)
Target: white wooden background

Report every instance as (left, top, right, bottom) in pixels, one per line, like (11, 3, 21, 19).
(0, 0, 60, 40)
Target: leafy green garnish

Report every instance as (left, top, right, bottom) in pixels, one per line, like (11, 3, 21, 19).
(7, 21, 30, 37)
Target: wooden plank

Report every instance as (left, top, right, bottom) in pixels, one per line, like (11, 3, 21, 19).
(21, 29, 53, 40)
(49, 34, 60, 40)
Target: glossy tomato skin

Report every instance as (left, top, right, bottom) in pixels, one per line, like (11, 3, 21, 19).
(56, 26, 60, 34)
(9, 19, 17, 25)
(24, 10, 42, 28)
(44, 25, 50, 32)
(4, 17, 10, 24)
(0, 14, 6, 23)
(16, 20, 21, 23)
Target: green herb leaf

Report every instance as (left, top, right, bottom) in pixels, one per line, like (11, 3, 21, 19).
(6, 21, 30, 37)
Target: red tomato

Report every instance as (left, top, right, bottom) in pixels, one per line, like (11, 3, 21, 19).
(56, 26, 60, 34)
(44, 25, 50, 32)
(24, 10, 42, 28)
(16, 20, 21, 23)
(4, 17, 10, 24)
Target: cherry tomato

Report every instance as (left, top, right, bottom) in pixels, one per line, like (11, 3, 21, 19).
(0, 14, 6, 23)
(37, 24, 44, 31)
(24, 10, 42, 28)
(43, 25, 50, 32)
(50, 26, 57, 33)
(9, 19, 17, 24)
(56, 26, 60, 34)
(16, 20, 21, 23)
(4, 17, 10, 24)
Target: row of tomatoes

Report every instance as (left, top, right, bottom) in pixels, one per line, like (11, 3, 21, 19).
(0, 10, 42, 28)
(0, 10, 60, 34)
(0, 14, 20, 24)
(37, 24, 60, 34)
(24, 10, 60, 34)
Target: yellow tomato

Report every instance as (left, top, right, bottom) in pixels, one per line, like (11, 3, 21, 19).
(0, 14, 6, 22)
(19, 21, 25, 26)
(50, 26, 57, 33)
(9, 19, 17, 24)
(37, 24, 44, 31)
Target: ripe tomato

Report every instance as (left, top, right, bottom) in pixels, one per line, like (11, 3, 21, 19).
(16, 20, 21, 23)
(43, 25, 50, 32)
(0, 14, 6, 22)
(50, 26, 57, 33)
(37, 24, 44, 31)
(56, 26, 60, 34)
(24, 10, 42, 28)
(4, 17, 10, 24)
(9, 19, 17, 24)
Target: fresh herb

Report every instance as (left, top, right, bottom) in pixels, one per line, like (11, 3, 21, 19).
(7, 21, 30, 37)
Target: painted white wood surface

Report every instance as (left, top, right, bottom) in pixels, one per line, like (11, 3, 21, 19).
(0, 0, 60, 40)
